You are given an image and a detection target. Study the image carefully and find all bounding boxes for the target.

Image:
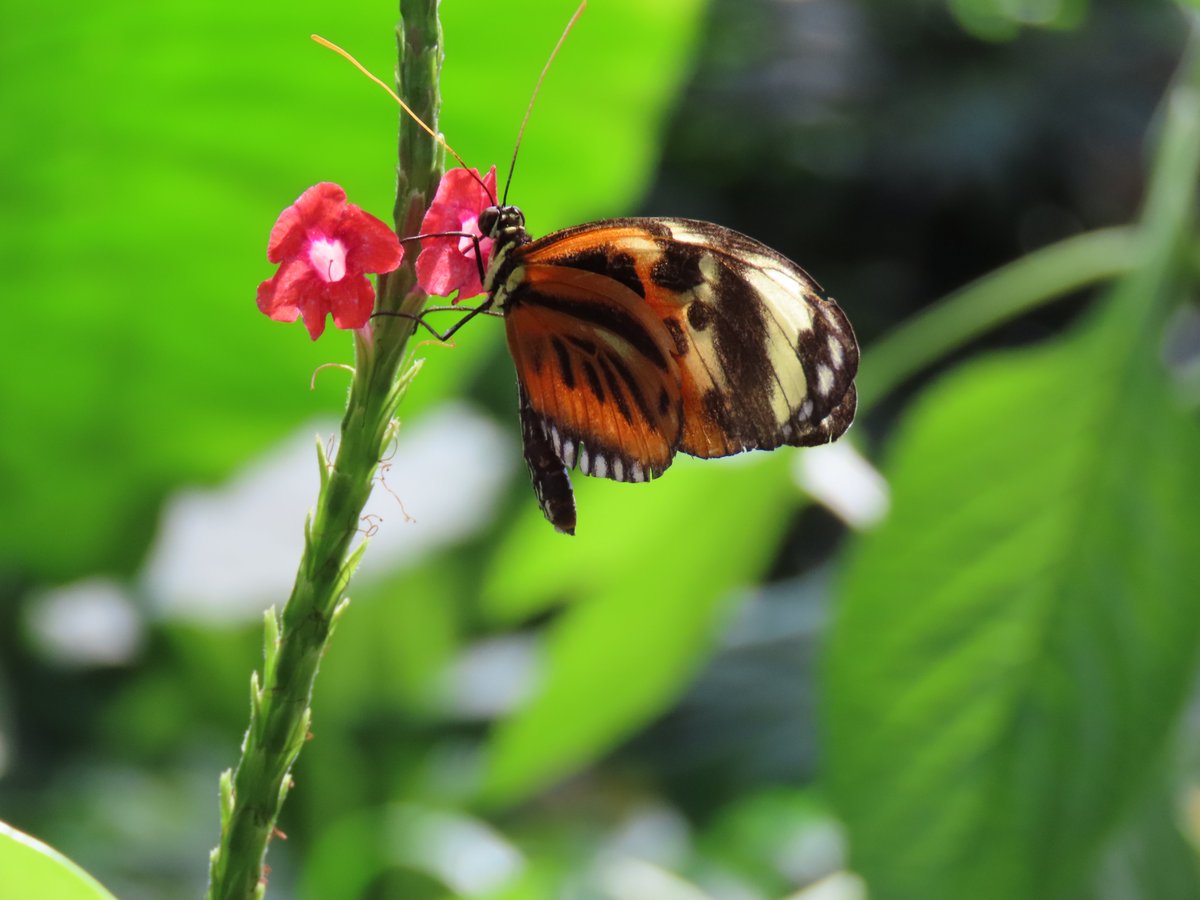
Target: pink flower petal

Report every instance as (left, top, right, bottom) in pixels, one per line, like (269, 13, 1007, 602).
(415, 240, 481, 298)
(257, 182, 405, 340)
(257, 257, 314, 321)
(300, 301, 329, 340)
(328, 275, 377, 332)
(266, 183, 347, 263)
(416, 166, 497, 301)
(340, 205, 405, 275)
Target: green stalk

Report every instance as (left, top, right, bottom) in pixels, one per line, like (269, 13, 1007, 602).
(1122, 6, 1200, 318)
(858, 6, 1200, 413)
(205, 2, 442, 897)
(856, 226, 1141, 413)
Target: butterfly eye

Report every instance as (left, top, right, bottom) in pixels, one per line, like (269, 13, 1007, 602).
(478, 206, 500, 237)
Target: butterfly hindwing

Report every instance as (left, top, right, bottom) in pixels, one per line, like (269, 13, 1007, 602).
(517, 383, 577, 535)
(509, 217, 859, 459)
(503, 262, 685, 484)
(648, 220, 859, 455)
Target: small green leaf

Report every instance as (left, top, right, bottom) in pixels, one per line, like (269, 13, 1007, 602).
(383, 358, 425, 423)
(335, 539, 371, 597)
(0, 821, 117, 900)
(249, 670, 263, 724)
(262, 608, 281, 683)
(316, 434, 332, 493)
(219, 769, 236, 825)
(288, 706, 313, 764)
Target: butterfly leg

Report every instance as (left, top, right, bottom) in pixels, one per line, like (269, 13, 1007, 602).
(372, 301, 496, 342)
(401, 230, 488, 285)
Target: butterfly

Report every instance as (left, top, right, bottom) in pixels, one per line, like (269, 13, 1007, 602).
(324, 4, 861, 534)
(456, 205, 860, 535)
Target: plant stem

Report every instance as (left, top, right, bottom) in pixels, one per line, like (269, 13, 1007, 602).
(856, 227, 1141, 412)
(1124, 7, 1200, 318)
(205, 2, 442, 897)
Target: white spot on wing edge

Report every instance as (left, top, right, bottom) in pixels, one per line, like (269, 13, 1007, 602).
(593, 455, 608, 479)
(613, 458, 625, 482)
(827, 335, 845, 368)
(816, 365, 835, 396)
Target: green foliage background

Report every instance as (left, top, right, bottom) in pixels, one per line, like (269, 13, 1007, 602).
(2, 0, 1200, 898)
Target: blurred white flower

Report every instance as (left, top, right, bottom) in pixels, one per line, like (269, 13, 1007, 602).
(25, 578, 144, 667)
(792, 442, 889, 529)
(142, 403, 513, 623)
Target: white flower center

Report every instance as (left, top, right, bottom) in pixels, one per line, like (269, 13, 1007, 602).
(458, 216, 479, 254)
(308, 236, 347, 283)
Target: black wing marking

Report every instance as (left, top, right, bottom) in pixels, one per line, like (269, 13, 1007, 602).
(517, 383, 577, 535)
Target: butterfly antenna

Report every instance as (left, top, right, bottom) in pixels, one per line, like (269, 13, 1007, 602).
(311, 34, 496, 204)
(501, 0, 586, 205)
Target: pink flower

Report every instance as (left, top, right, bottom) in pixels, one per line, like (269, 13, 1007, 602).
(415, 166, 498, 302)
(256, 183, 404, 340)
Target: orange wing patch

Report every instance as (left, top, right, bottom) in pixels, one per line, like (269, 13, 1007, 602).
(504, 263, 684, 482)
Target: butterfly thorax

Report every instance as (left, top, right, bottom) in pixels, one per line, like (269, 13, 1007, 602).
(479, 204, 531, 310)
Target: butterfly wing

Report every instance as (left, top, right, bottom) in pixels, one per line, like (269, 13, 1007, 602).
(647, 219, 859, 456)
(517, 382, 577, 535)
(503, 261, 685, 492)
(510, 218, 859, 461)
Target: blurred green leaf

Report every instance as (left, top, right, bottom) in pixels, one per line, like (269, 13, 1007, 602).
(697, 788, 840, 894)
(318, 562, 464, 715)
(1085, 762, 1200, 900)
(0, 0, 704, 580)
(479, 454, 799, 807)
(825, 295, 1200, 899)
(299, 797, 387, 900)
(828, 21, 1200, 897)
(947, 0, 1089, 40)
(300, 803, 522, 899)
(483, 455, 796, 623)
(440, 0, 706, 234)
(0, 821, 117, 900)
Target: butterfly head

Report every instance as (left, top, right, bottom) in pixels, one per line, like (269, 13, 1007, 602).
(478, 205, 528, 246)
